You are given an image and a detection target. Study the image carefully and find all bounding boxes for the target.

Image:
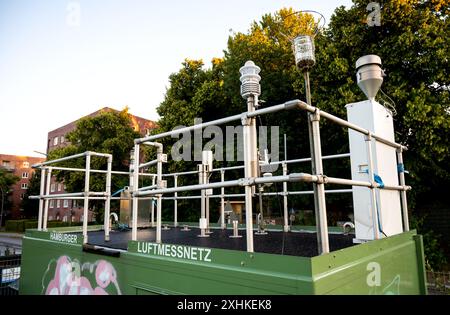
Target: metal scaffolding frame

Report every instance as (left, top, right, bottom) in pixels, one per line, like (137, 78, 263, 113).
(30, 98, 410, 256)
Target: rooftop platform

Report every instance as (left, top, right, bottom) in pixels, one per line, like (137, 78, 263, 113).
(82, 226, 355, 257)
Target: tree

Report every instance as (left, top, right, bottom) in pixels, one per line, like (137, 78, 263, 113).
(22, 170, 41, 219)
(154, 1, 449, 260)
(0, 167, 19, 227)
(48, 108, 142, 222)
(309, 0, 449, 209)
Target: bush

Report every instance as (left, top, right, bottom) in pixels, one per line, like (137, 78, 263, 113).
(411, 214, 448, 271)
(5, 220, 27, 232)
(24, 221, 38, 230)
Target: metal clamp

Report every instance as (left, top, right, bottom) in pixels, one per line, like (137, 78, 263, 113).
(240, 113, 250, 126)
(310, 108, 321, 122)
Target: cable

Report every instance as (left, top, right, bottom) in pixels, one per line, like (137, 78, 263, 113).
(378, 89, 397, 116)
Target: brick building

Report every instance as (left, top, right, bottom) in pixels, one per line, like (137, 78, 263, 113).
(0, 154, 45, 220)
(46, 107, 157, 223)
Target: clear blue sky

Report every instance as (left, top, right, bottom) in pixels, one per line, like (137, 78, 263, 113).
(0, 0, 352, 157)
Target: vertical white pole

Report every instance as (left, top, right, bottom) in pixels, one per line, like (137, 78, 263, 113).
(220, 170, 225, 229)
(282, 163, 289, 232)
(151, 175, 155, 227)
(131, 144, 140, 241)
(397, 149, 409, 232)
(156, 149, 162, 243)
(205, 166, 210, 234)
(83, 154, 91, 244)
(310, 110, 330, 254)
(243, 95, 255, 253)
(42, 167, 52, 231)
(304, 71, 322, 250)
(37, 168, 46, 231)
(174, 175, 178, 227)
(198, 164, 207, 237)
(104, 156, 112, 241)
(365, 134, 380, 239)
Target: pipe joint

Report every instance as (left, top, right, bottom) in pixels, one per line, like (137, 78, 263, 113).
(311, 108, 321, 122)
(240, 113, 250, 126)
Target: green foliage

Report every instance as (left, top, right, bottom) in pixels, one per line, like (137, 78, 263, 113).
(410, 214, 448, 271)
(21, 170, 41, 219)
(48, 108, 141, 194)
(47, 108, 141, 221)
(0, 167, 20, 224)
(5, 219, 89, 232)
(5, 219, 27, 232)
(154, 2, 449, 235)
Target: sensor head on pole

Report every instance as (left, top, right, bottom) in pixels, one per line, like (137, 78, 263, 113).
(356, 55, 384, 101)
(293, 35, 315, 70)
(239, 61, 261, 99)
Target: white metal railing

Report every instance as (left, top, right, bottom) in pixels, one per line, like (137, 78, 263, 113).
(31, 151, 113, 244)
(29, 99, 410, 256)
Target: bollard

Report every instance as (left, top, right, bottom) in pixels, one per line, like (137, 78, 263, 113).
(181, 225, 191, 232)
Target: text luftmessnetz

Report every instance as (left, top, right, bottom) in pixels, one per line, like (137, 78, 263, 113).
(137, 242, 212, 262)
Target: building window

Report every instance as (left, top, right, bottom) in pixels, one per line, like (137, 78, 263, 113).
(23, 161, 29, 168)
(57, 183, 62, 191)
(22, 172, 28, 178)
(20, 193, 26, 200)
(50, 200, 55, 208)
(80, 215, 84, 222)
(56, 200, 61, 208)
(2, 161, 10, 168)
(53, 137, 58, 146)
(63, 216, 68, 222)
(60, 135, 65, 143)
(73, 200, 78, 208)
(64, 184, 67, 190)
(50, 184, 55, 192)
(63, 200, 69, 208)
(21, 183, 28, 189)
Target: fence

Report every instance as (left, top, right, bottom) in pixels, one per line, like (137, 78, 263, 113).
(426, 270, 450, 295)
(0, 254, 21, 296)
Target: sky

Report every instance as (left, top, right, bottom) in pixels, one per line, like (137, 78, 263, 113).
(0, 0, 353, 157)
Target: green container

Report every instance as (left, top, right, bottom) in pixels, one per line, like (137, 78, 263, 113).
(19, 228, 427, 295)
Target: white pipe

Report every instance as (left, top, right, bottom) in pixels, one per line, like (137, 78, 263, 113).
(32, 152, 87, 168)
(156, 150, 163, 243)
(104, 156, 112, 242)
(174, 175, 178, 227)
(38, 166, 155, 176)
(82, 154, 91, 244)
(139, 159, 158, 169)
(282, 163, 289, 232)
(397, 150, 410, 231)
(37, 168, 46, 231)
(365, 134, 380, 239)
(138, 184, 158, 192)
(220, 170, 225, 229)
(131, 144, 140, 241)
(310, 110, 330, 254)
(160, 189, 353, 200)
(198, 165, 207, 237)
(42, 168, 52, 231)
(243, 95, 255, 253)
(151, 176, 155, 227)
